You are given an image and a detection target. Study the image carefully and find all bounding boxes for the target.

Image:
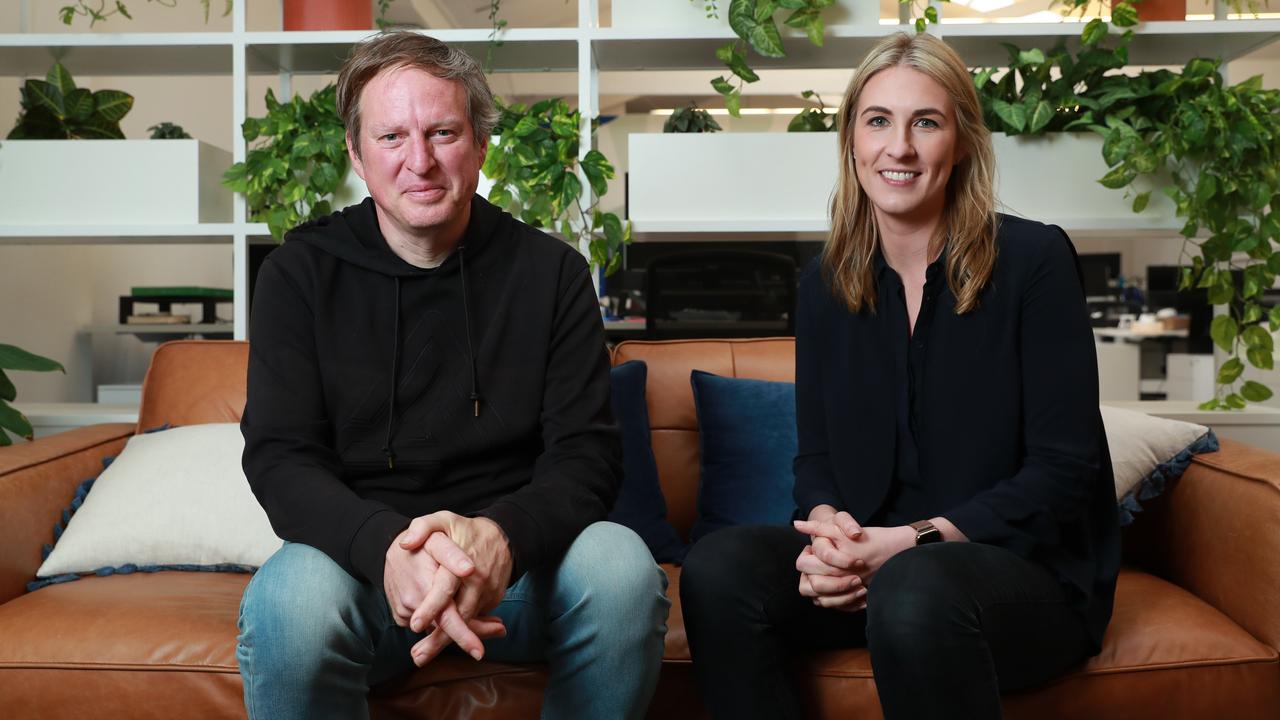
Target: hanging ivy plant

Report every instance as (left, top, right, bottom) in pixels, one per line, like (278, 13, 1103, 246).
(482, 98, 630, 276)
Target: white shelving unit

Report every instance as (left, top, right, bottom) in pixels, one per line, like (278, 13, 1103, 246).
(1, 2, 1278, 342)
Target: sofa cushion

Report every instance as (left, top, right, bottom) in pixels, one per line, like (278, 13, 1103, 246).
(660, 565, 1280, 717)
(608, 361, 688, 564)
(689, 371, 798, 541)
(34, 423, 282, 585)
(1100, 405, 1219, 525)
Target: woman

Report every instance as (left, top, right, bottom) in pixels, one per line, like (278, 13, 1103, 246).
(680, 32, 1120, 719)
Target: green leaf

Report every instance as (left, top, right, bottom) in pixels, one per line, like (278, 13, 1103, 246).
(1131, 191, 1151, 213)
(1198, 398, 1222, 411)
(0, 369, 15, 402)
(1271, 306, 1280, 332)
(754, 0, 777, 24)
(92, 89, 134, 123)
(924, 5, 938, 24)
(728, 0, 758, 39)
(1225, 393, 1247, 410)
(1243, 325, 1274, 352)
(559, 172, 582, 214)
(973, 68, 996, 89)
(992, 99, 1026, 133)
(1218, 358, 1244, 384)
(1247, 347, 1274, 371)
(1211, 315, 1238, 353)
(1081, 18, 1107, 46)
(711, 76, 736, 95)
(25, 80, 65, 118)
(1027, 100, 1053, 134)
(65, 88, 93, 121)
(748, 21, 786, 58)
(802, 13, 824, 46)
(603, 213, 624, 249)
(513, 115, 539, 137)
(45, 62, 76, 99)
(1242, 381, 1274, 403)
(725, 89, 742, 117)
(1195, 174, 1218, 205)
(1098, 165, 1136, 190)
(1110, 2, 1138, 27)
(0, 344, 64, 372)
(915, 17, 925, 33)
(1018, 49, 1046, 66)
(0, 400, 34, 442)
(487, 185, 514, 211)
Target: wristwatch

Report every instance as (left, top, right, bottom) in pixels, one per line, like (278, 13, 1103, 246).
(910, 519, 943, 546)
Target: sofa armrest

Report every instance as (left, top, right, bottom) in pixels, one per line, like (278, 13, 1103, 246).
(0, 424, 134, 604)
(1122, 438, 1280, 652)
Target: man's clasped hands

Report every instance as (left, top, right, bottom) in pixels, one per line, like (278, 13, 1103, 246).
(383, 511, 514, 667)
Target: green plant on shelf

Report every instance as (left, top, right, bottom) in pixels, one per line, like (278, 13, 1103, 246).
(966, 15, 1280, 408)
(221, 84, 349, 242)
(0, 345, 65, 446)
(709, 0, 833, 117)
(7, 62, 133, 140)
(60, 0, 401, 27)
(787, 90, 835, 132)
(148, 122, 192, 139)
(482, 98, 630, 276)
(59, 0, 230, 27)
(664, 104, 723, 133)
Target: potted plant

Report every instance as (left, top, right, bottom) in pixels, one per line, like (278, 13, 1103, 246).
(482, 98, 630, 275)
(2, 62, 232, 224)
(0, 344, 64, 446)
(968, 13, 1280, 408)
(222, 84, 352, 241)
(663, 104, 723, 133)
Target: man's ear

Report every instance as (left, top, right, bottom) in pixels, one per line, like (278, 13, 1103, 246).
(347, 132, 366, 180)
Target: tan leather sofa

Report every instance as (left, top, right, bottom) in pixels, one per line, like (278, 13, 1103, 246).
(1, 338, 1277, 719)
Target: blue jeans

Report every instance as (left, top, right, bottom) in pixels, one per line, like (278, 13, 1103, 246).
(237, 521, 670, 720)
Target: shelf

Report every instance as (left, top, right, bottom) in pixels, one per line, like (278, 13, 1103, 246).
(936, 19, 1280, 66)
(244, 28, 580, 74)
(84, 324, 234, 335)
(0, 33, 233, 76)
(0, 224, 245, 245)
(591, 20, 1280, 71)
(629, 216, 1186, 239)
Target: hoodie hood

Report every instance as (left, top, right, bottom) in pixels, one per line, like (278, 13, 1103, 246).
(283, 194, 500, 276)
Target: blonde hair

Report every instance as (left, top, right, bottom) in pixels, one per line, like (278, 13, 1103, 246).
(824, 32, 998, 315)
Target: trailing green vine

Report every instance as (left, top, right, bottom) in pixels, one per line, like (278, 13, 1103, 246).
(221, 85, 349, 241)
(963, 10, 1279, 408)
(485, 0, 509, 73)
(482, 98, 629, 275)
(711, 0, 833, 117)
(59, 0, 228, 27)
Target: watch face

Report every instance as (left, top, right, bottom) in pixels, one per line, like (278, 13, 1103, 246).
(913, 522, 942, 545)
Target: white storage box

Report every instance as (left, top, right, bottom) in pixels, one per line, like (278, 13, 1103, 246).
(97, 384, 143, 405)
(0, 139, 233, 224)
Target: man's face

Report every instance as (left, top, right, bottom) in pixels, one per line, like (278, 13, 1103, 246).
(348, 66, 487, 245)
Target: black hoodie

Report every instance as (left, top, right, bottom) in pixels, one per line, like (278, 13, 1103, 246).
(241, 195, 621, 587)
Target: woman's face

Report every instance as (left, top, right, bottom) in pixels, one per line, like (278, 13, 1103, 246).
(851, 65, 963, 229)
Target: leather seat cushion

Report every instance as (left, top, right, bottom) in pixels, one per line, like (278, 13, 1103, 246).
(0, 567, 1274, 719)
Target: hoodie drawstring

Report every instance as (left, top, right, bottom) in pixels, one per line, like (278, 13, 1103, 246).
(382, 277, 401, 469)
(459, 245, 482, 418)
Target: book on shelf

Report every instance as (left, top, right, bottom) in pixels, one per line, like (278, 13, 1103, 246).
(129, 286, 233, 299)
(126, 314, 192, 325)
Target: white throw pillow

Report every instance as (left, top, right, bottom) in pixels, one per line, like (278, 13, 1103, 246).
(1100, 405, 1217, 523)
(36, 423, 282, 578)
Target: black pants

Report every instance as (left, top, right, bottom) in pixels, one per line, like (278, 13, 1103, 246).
(680, 525, 1095, 719)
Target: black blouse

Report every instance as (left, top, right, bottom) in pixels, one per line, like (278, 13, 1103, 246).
(793, 214, 1120, 648)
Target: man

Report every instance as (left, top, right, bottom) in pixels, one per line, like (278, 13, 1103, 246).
(237, 31, 669, 720)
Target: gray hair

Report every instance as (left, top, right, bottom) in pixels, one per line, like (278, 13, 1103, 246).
(337, 31, 499, 156)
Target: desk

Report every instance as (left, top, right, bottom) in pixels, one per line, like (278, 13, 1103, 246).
(1093, 328, 1189, 342)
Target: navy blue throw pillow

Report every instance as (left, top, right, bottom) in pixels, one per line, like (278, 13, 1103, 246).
(608, 361, 688, 564)
(690, 371, 798, 542)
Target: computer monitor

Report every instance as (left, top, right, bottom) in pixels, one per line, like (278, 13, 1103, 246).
(1078, 253, 1121, 299)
